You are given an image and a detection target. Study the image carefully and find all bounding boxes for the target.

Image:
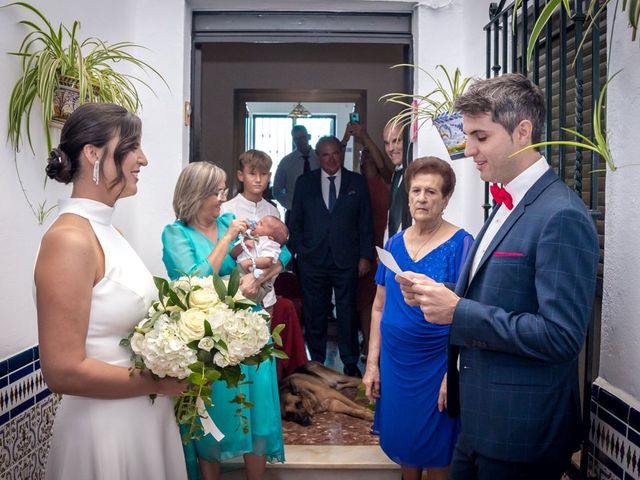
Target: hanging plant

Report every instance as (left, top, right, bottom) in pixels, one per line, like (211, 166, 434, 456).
(3, 1, 168, 153)
(381, 64, 472, 159)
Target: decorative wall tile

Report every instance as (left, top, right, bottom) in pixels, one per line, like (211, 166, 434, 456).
(0, 346, 55, 480)
(591, 382, 640, 480)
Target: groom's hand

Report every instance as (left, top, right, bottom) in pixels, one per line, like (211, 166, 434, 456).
(396, 273, 459, 324)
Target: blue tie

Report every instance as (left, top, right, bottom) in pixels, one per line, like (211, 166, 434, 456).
(328, 176, 337, 212)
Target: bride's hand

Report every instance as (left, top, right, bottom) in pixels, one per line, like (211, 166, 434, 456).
(155, 376, 189, 396)
(239, 273, 259, 299)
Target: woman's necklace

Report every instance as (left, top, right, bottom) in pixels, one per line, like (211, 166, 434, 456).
(409, 220, 443, 261)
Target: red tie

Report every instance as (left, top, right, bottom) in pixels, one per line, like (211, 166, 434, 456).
(490, 183, 513, 210)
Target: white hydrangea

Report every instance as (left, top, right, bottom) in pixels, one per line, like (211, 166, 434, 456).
(128, 275, 270, 379)
(210, 306, 271, 366)
(130, 315, 197, 379)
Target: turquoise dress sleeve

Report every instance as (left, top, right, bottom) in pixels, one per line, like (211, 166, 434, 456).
(278, 245, 291, 270)
(161, 214, 238, 280)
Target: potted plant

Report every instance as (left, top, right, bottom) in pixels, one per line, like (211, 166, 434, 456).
(381, 64, 472, 159)
(4, 1, 167, 153)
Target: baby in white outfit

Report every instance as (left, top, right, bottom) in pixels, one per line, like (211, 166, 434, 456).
(237, 215, 289, 305)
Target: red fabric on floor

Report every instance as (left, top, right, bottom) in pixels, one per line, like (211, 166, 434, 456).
(271, 296, 308, 380)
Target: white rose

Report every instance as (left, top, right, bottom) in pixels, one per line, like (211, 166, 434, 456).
(130, 332, 145, 354)
(213, 352, 231, 368)
(198, 337, 215, 351)
(189, 287, 220, 310)
(177, 309, 207, 342)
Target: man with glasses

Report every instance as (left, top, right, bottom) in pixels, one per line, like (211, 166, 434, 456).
(273, 125, 319, 225)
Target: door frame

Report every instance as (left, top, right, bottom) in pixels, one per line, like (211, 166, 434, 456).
(233, 88, 367, 174)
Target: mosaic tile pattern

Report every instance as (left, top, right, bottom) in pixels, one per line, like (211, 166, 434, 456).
(0, 346, 56, 480)
(589, 382, 640, 480)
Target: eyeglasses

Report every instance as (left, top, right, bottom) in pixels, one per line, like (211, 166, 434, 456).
(215, 187, 229, 200)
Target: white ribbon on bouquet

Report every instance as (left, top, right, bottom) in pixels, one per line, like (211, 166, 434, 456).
(197, 397, 225, 441)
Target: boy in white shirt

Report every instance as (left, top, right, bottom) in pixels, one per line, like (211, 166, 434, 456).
(221, 150, 290, 310)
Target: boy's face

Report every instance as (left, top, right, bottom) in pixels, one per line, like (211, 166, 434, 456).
(238, 166, 271, 197)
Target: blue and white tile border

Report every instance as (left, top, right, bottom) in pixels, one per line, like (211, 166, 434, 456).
(0, 345, 56, 480)
(589, 378, 640, 480)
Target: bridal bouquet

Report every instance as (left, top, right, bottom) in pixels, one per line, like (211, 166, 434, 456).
(120, 269, 286, 443)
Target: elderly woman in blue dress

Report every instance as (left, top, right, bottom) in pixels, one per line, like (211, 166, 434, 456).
(363, 156, 473, 480)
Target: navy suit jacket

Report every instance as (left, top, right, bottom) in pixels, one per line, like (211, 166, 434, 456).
(449, 169, 599, 463)
(289, 168, 374, 269)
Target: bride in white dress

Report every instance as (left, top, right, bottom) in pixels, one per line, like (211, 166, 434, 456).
(34, 103, 188, 480)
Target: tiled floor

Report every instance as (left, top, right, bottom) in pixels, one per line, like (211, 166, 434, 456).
(282, 327, 377, 446)
(282, 387, 378, 446)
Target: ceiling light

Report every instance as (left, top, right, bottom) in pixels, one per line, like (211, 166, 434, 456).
(288, 102, 311, 118)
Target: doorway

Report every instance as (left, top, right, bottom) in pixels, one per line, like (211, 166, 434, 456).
(190, 10, 412, 186)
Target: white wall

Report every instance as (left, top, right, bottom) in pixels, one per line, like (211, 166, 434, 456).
(598, 14, 640, 400)
(0, 0, 492, 360)
(411, 0, 488, 236)
(0, 0, 188, 358)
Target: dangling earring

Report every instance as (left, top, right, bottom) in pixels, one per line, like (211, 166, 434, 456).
(92, 160, 100, 185)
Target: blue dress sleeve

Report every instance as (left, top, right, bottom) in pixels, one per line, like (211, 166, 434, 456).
(374, 236, 394, 286)
(161, 222, 213, 280)
(453, 231, 475, 281)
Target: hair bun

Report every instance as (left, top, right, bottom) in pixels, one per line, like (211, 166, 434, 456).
(45, 146, 74, 184)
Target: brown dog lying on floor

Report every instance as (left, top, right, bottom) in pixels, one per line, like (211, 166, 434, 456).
(279, 361, 374, 426)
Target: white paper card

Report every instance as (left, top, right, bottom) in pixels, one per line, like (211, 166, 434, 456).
(376, 247, 414, 281)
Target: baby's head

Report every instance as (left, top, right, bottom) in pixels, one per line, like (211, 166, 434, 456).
(252, 215, 289, 245)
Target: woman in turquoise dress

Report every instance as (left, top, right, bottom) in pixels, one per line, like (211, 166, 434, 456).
(363, 157, 473, 480)
(162, 161, 287, 480)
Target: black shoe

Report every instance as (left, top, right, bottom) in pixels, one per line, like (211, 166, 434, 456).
(343, 364, 362, 378)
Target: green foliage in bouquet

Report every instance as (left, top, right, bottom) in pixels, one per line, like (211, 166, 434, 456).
(120, 268, 287, 443)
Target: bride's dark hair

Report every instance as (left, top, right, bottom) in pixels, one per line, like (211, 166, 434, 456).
(45, 103, 141, 187)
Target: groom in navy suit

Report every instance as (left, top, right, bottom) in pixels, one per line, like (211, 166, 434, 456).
(289, 135, 374, 377)
(397, 74, 599, 479)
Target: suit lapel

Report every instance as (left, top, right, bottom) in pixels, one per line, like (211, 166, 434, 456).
(470, 204, 526, 283)
(467, 169, 559, 289)
(311, 170, 329, 213)
(455, 206, 499, 295)
(336, 168, 351, 208)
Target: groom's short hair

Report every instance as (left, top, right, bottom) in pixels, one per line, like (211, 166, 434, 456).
(455, 73, 546, 145)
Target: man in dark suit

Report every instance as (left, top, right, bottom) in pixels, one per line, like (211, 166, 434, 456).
(289, 135, 374, 377)
(397, 74, 599, 479)
(383, 122, 410, 238)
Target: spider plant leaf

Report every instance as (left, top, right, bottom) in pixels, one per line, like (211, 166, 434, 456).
(512, 0, 523, 32)
(572, 0, 609, 68)
(624, 0, 639, 40)
(526, 0, 563, 67)
(563, 127, 598, 148)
